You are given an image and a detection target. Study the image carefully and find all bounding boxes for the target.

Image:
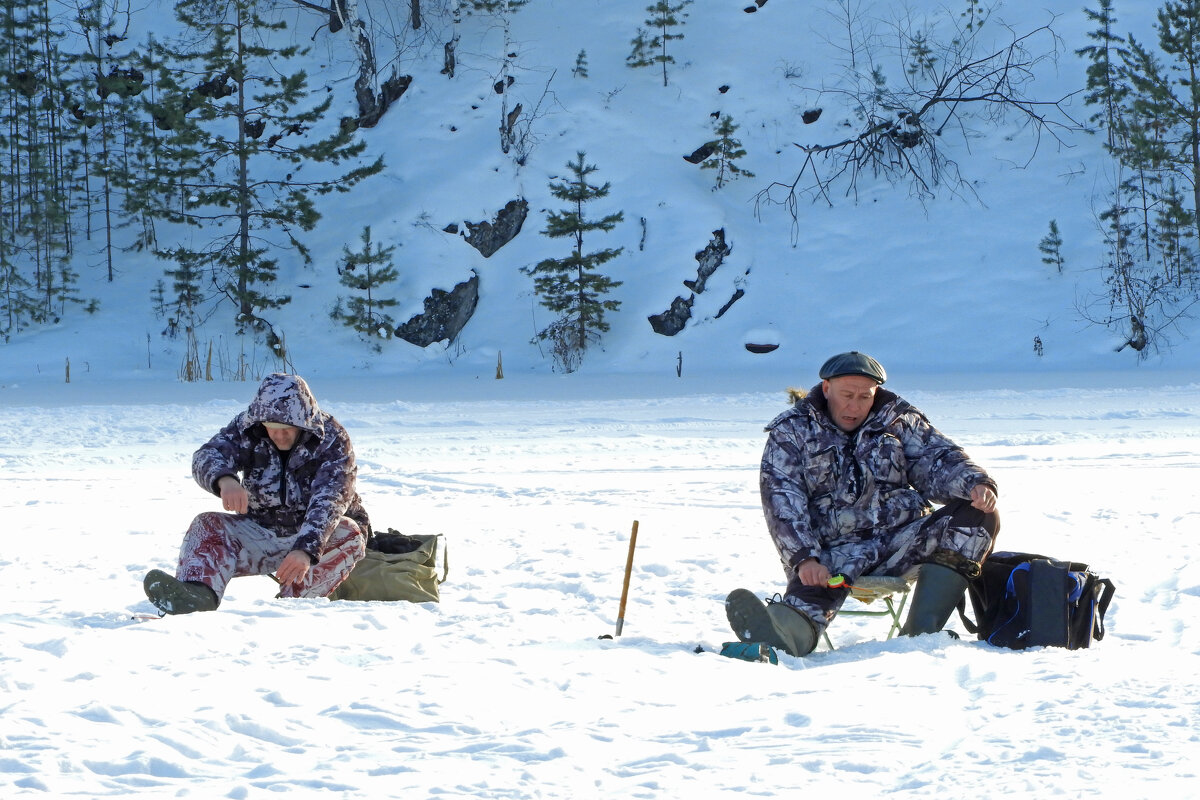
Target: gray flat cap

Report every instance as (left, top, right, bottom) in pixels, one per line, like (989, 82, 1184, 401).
(818, 351, 887, 384)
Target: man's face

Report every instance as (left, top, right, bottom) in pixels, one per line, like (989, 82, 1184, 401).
(266, 424, 301, 451)
(822, 375, 879, 432)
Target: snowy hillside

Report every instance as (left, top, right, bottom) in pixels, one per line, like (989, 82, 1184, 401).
(1, 0, 1193, 394)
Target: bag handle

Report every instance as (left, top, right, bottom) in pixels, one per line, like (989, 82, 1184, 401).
(433, 534, 450, 585)
(955, 595, 979, 635)
(1092, 578, 1116, 641)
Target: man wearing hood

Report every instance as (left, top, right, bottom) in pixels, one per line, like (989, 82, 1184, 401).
(725, 351, 999, 657)
(143, 373, 370, 614)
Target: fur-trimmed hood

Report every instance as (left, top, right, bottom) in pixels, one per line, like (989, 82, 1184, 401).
(771, 384, 903, 434)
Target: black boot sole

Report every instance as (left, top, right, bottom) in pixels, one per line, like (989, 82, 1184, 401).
(725, 588, 783, 648)
(143, 569, 217, 615)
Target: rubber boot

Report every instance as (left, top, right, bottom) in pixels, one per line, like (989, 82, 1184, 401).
(899, 563, 969, 636)
(725, 588, 818, 657)
(144, 569, 219, 615)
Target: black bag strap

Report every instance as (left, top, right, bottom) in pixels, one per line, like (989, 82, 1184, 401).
(956, 593, 980, 634)
(1092, 578, 1116, 641)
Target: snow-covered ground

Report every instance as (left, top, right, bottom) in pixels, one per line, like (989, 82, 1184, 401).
(3, 372, 1198, 798)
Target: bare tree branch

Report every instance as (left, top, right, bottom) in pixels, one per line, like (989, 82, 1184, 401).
(756, 15, 1085, 238)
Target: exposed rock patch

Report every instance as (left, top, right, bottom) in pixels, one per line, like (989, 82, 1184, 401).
(395, 272, 480, 347)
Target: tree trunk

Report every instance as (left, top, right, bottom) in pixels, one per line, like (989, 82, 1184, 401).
(499, 2, 513, 152)
(235, 6, 252, 322)
(442, 0, 460, 77)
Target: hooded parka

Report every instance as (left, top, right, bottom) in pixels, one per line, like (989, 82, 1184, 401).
(192, 373, 370, 563)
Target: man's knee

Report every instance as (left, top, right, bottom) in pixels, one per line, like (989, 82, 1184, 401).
(191, 511, 225, 528)
(924, 500, 1001, 579)
(184, 511, 236, 542)
(938, 498, 1000, 536)
(784, 574, 849, 627)
(323, 518, 368, 558)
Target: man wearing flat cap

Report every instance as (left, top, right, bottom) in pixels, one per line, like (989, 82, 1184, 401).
(725, 351, 999, 657)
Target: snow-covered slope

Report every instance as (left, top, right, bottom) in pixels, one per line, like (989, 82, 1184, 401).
(2, 0, 1191, 395)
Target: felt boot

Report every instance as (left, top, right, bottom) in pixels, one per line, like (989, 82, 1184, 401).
(900, 563, 969, 636)
(144, 569, 219, 615)
(725, 588, 818, 657)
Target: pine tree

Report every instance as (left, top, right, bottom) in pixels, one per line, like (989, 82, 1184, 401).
(525, 152, 624, 372)
(701, 115, 754, 189)
(0, 247, 41, 340)
(1078, 0, 1200, 357)
(0, 0, 77, 328)
(906, 31, 937, 81)
(572, 49, 589, 79)
(333, 226, 400, 342)
(1090, 174, 1189, 360)
(627, 1, 692, 87)
(1038, 220, 1064, 273)
(162, 249, 205, 339)
(1120, 2, 1200, 242)
(127, 0, 383, 347)
(1077, 0, 1130, 149)
(1153, 180, 1197, 286)
(70, 0, 148, 283)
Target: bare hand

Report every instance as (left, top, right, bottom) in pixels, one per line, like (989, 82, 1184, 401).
(970, 484, 998, 513)
(796, 558, 832, 587)
(276, 550, 312, 587)
(218, 475, 249, 514)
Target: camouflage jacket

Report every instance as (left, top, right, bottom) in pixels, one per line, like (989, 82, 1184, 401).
(192, 373, 370, 561)
(760, 384, 996, 573)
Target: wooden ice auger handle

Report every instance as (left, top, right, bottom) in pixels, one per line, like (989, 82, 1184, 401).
(614, 520, 639, 637)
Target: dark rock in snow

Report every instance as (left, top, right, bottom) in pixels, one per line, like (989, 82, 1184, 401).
(395, 273, 480, 348)
(648, 295, 694, 337)
(461, 199, 528, 258)
(683, 143, 716, 164)
(716, 288, 745, 318)
(352, 73, 412, 130)
(683, 229, 732, 294)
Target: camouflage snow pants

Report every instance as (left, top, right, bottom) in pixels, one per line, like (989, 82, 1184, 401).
(780, 500, 999, 630)
(176, 511, 367, 603)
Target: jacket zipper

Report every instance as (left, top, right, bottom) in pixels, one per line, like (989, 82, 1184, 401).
(277, 447, 291, 506)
